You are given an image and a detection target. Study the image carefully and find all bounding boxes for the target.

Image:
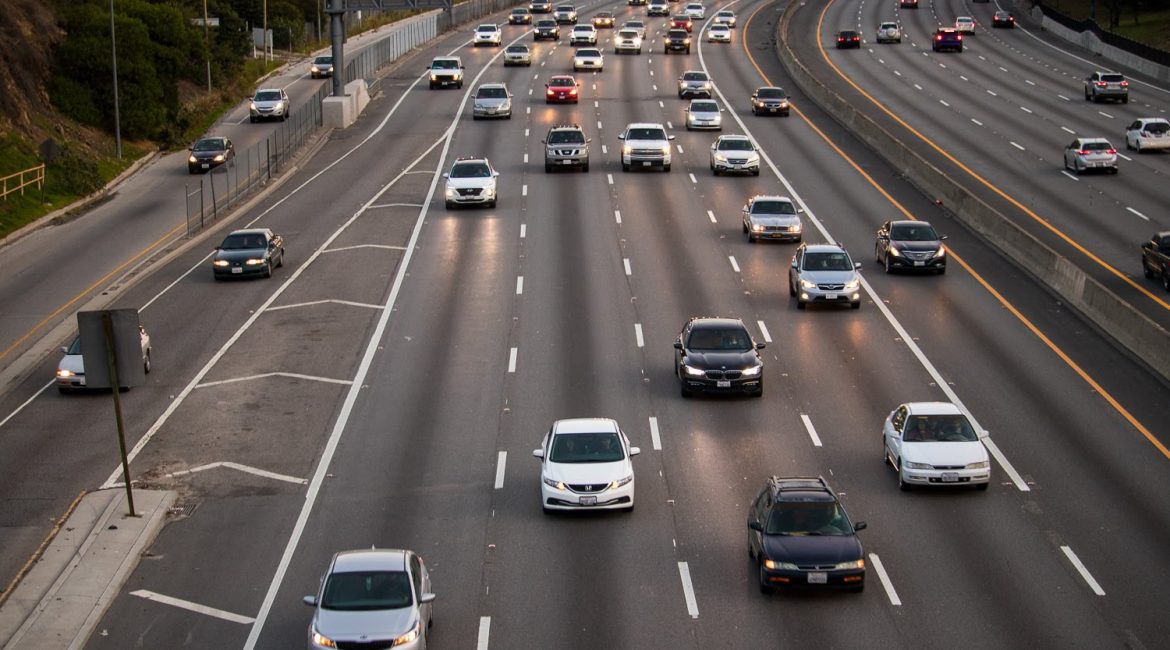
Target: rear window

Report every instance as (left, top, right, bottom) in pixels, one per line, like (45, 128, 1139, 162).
(1101, 74, 1125, 82)
(1143, 122, 1170, 135)
(1082, 142, 1112, 151)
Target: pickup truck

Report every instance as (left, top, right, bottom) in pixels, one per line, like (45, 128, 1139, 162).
(1141, 231, 1170, 290)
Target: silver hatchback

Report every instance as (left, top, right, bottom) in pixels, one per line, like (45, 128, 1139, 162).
(1064, 137, 1118, 174)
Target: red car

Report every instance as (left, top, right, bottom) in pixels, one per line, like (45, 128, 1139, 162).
(671, 15, 693, 32)
(836, 30, 861, 48)
(545, 75, 581, 103)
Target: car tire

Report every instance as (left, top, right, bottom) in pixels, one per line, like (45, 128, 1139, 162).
(796, 299, 806, 310)
(975, 482, 990, 491)
(663, 164, 671, 172)
(1142, 262, 1153, 279)
(445, 201, 454, 209)
(249, 116, 256, 123)
(748, 231, 756, 243)
(472, 115, 481, 121)
(851, 301, 861, 310)
(789, 279, 796, 296)
(751, 386, 763, 398)
(542, 506, 553, 514)
(277, 250, 284, 268)
(143, 351, 151, 374)
(623, 503, 635, 513)
(680, 381, 692, 398)
(57, 386, 70, 395)
(622, 162, 630, 172)
(752, 168, 760, 176)
(897, 462, 910, 491)
(582, 162, 589, 172)
(936, 266, 946, 275)
(884, 255, 892, 273)
(1163, 272, 1170, 292)
(1123, 96, 1129, 104)
(1111, 167, 1118, 174)
(850, 584, 865, 593)
(263, 261, 273, 279)
(546, 163, 553, 173)
(489, 199, 497, 208)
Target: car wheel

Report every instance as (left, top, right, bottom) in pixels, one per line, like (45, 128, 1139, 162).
(1142, 262, 1153, 279)
(277, 250, 284, 267)
(851, 301, 861, 310)
(1163, 272, 1170, 292)
(57, 386, 70, 395)
(622, 162, 630, 172)
(282, 113, 288, 122)
(1111, 166, 1118, 174)
(545, 163, 553, 173)
(1084, 89, 1090, 100)
(936, 266, 946, 275)
(623, 503, 635, 513)
(751, 385, 763, 398)
(884, 255, 892, 273)
(897, 461, 910, 491)
(752, 168, 760, 176)
(1123, 96, 1129, 104)
(445, 201, 454, 209)
(472, 115, 481, 121)
(249, 116, 256, 123)
(582, 163, 589, 172)
(663, 164, 671, 172)
(680, 381, 692, 398)
(796, 299, 806, 310)
(748, 231, 756, 243)
(263, 261, 273, 279)
(850, 583, 865, 593)
(751, 107, 758, 116)
(489, 199, 497, 208)
(686, 124, 693, 131)
(758, 561, 774, 594)
(143, 351, 151, 374)
(542, 506, 553, 514)
(789, 278, 797, 296)
(975, 482, 990, 491)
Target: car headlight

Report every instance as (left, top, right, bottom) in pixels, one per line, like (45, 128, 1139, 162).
(713, 153, 728, 162)
(245, 258, 265, 266)
(430, 73, 439, 80)
(685, 38, 692, 44)
(764, 560, 798, 570)
(779, 100, 789, 107)
(311, 627, 337, 648)
(212, 260, 229, 267)
(484, 188, 495, 197)
(741, 365, 762, 377)
(835, 559, 865, 570)
(789, 223, 802, 232)
(188, 155, 198, 163)
(661, 145, 671, 154)
(888, 247, 901, 257)
(57, 369, 74, 378)
(213, 154, 225, 162)
(311, 65, 320, 73)
(905, 461, 933, 469)
(966, 460, 989, 469)
(682, 364, 705, 377)
(751, 224, 765, 232)
(249, 102, 257, 111)
(392, 621, 421, 646)
(844, 279, 860, 291)
(933, 247, 946, 258)
(799, 279, 816, 290)
(543, 477, 566, 490)
(608, 475, 633, 489)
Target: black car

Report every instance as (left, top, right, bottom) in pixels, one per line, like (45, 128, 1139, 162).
(664, 29, 691, 54)
(932, 28, 963, 52)
(534, 19, 560, 40)
(187, 137, 234, 174)
(750, 86, 790, 116)
(875, 220, 947, 274)
(674, 317, 764, 397)
(212, 228, 284, 279)
(748, 476, 867, 593)
(835, 30, 861, 49)
(992, 11, 1015, 28)
(509, 7, 532, 24)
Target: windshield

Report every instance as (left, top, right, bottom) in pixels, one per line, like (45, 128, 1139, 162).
(220, 233, 266, 250)
(803, 252, 853, 271)
(683, 72, 707, 81)
(537, 20, 555, 27)
(556, 5, 573, 10)
(902, 414, 979, 442)
(320, 571, 412, 611)
(691, 101, 718, 112)
(549, 432, 625, 463)
(432, 59, 458, 69)
(752, 200, 795, 215)
(549, 130, 585, 144)
(889, 224, 939, 241)
(758, 88, 786, 99)
(619, 30, 638, 38)
(766, 502, 853, 535)
(314, 56, 332, 64)
(477, 87, 507, 99)
(254, 90, 282, 101)
(451, 162, 491, 178)
(687, 327, 752, 351)
(626, 128, 665, 140)
(192, 138, 226, 152)
(477, 25, 497, 32)
(550, 78, 575, 87)
(719, 139, 754, 151)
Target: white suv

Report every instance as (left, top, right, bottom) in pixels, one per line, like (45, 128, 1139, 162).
(570, 24, 598, 45)
(443, 157, 499, 209)
(533, 418, 639, 513)
(618, 122, 675, 171)
(473, 24, 502, 46)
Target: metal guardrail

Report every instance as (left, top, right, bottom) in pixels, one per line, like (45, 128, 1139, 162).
(1, 165, 45, 201)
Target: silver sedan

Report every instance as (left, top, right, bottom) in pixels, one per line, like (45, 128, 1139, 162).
(685, 98, 722, 130)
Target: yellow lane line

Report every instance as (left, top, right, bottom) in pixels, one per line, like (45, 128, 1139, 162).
(810, 0, 1170, 312)
(0, 222, 186, 361)
(739, 2, 1169, 460)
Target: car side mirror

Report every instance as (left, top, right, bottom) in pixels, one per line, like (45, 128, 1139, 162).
(540, 140, 546, 144)
(749, 520, 763, 532)
(492, 172, 500, 177)
(303, 596, 318, 606)
(980, 429, 990, 439)
(586, 138, 592, 143)
(419, 593, 437, 604)
(617, 134, 625, 140)
(854, 521, 867, 531)
(532, 449, 545, 459)
(673, 341, 683, 350)
(751, 94, 757, 99)
(60, 346, 69, 354)
(756, 342, 766, 350)
(630, 446, 641, 456)
(442, 173, 449, 179)
(854, 262, 862, 270)
(791, 259, 798, 269)
(797, 208, 804, 214)
(940, 235, 948, 240)
(741, 206, 748, 213)
(668, 135, 676, 140)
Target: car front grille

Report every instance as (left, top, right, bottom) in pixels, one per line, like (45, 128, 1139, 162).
(931, 465, 965, 470)
(796, 563, 838, 571)
(456, 188, 482, 196)
(552, 149, 582, 156)
(337, 640, 395, 650)
(817, 283, 846, 290)
(727, 158, 748, 165)
(568, 483, 609, 493)
(632, 148, 662, 156)
(704, 369, 743, 380)
(902, 251, 934, 260)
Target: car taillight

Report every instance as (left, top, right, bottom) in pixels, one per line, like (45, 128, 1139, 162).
(936, 35, 941, 40)
(1106, 149, 1117, 154)
(958, 35, 963, 40)
(1096, 81, 1107, 87)
(1120, 81, 1129, 87)
(1078, 150, 1091, 155)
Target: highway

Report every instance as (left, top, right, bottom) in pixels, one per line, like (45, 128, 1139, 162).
(0, 0, 1167, 648)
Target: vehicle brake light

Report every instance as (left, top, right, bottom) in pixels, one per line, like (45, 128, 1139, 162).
(1120, 80, 1129, 87)
(1078, 150, 1092, 155)
(935, 35, 941, 40)
(958, 35, 963, 40)
(1096, 81, 1107, 87)
(1106, 149, 1117, 154)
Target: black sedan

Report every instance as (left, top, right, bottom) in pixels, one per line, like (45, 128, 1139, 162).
(674, 317, 764, 397)
(992, 11, 1015, 28)
(835, 30, 861, 49)
(188, 136, 235, 174)
(212, 228, 284, 279)
(875, 220, 947, 274)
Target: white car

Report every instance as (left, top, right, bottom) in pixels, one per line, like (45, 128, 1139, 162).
(534, 418, 639, 512)
(503, 44, 533, 66)
(876, 22, 901, 43)
(684, 3, 705, 19)
(707, 24, 731, 42)
(622, 20, 647, 39)
(443, 157, 499, 208)
(1125, 117, 1170, 152)
(883, 402, 991, 491)
(573, 47, 604, 71)
(711, 135, 761, 176)
(249, 88, 290, 122)
(685, 98, 722, 130)
(570, 24, 598, 45)
(954, 16, 976, 34)
(55, 325, 152, 393)
(1063, 137, 1118, 174)
(712, 10, 736, 27)
(473, 24, 502, 46)
(614, 29, 643, 53)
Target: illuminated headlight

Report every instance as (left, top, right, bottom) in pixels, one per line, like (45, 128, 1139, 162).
(789, 223, 802, 232)
(764, 560, 798, 570)
(213, 154, 226, 162)
(608, 475, 633, 489)
(212, 260, 230, 267)
(311, 627, 337, 648)
(682, 364, 705, 377)
(905, 461, 933, 469)
(311, 65, 320, 73)
(188, 155, 198, 163)
(392, 621, 421, 646)
(751, 224, 765, 232)
(685, 38, 692, 44)
(57, 369, 74, 378)
(741, 365, 762, 377)
(245, 258, 265, 266)
(484, 187, 496, 197)
(799, 279, 816, 290)
(249, 102, 257, 110)
(932, 247, 946, 258)
(835, 559, 865, 570)
(622, 145, 633, 155)
(660, 145, 671, 154)
(966, 460, 989, 469)
(445, 187, 457, 198)
(430, 73, 440, 80)
(543, 477, 567, 490)
(754, 99, 764, 107)
(888, 247, 901, 257)
(779, 100, 789, 107)
(713, 153, 728, 162)
(843, 279, 860, 291)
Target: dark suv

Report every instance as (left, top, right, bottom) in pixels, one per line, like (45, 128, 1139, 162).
(534, 19, 561, 40)
(664, 29, 691, 54)
(932, 28, 963, 52)
(543, 124, 590, 172)
(748, 476, 867, 593)
(674, 317, 765, 397)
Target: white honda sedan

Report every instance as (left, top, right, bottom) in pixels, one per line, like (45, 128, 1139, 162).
(534, 418, 639, 512)
(684, 3, 705, 19)
(882, 402, 991, 491)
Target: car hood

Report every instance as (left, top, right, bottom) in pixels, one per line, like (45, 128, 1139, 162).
(475, 97, 510, 108)
(253, 99, 284, 108)
(683, 350, 758, 369)
(58, 353, 84, 375)
(215, 247, 267, 262)
(191, 149, 227, 160)
(902, 441, 987, 466)
(798, 269, 858, 284)
(690, 110, 720, 120)
(545, 459, 631, 484)
(892, 241, 941, 253)
(446, 177, 495, 190)
(763, 534, 862, 565)
(625, 138, 668, 148)
(749, 214, 798, 227)
(314, 606, 416, 642)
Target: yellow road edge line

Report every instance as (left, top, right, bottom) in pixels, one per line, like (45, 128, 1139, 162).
(739, 2, 1169, 460)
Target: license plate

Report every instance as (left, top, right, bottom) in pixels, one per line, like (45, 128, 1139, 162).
(913, 261, 925, 266)
(562, 160, 573, 164)
(580, 496, 597, 505)
(825, 293, 838, 300)
(768, 108, 778, 112)
(941, 472, 960, 482)
(808, 572, 828, 584)
(231, 267, 243, 274)
(201, 163, 210, 169)
(717, 380, 731, 388)
(642, 161, 651, 166)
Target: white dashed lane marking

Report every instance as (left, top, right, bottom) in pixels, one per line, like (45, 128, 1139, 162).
(607, 173, 614, 185)
(508, 347, 518, 373)
(707, 210, 716, 223)
(516, 276, 524, 295)
(1020, 106, 1033, 113)
(869, 554, 902, 606)
(678, 562, 700, 618)
(494, 451, 507, 489)
(940, 100, 950, 107)
(477, 617, 491, 650)
(649, 416, 662, 450)
(688, 172, 697, 183)
(1061, 546, 1106, 596)
(1061, 126, 1076, 134)
(1128, 207, 1149, 220)
(624, 258, 632, 275)
(1011, 142, 1025, 151)
(635, 323, 645, 348)
(615, 209, 622, 224)
(971, 119, 983, 126)
(520, 223, 527, 238)
(729, 256, 740, 273)
(800, 414, 823, 447)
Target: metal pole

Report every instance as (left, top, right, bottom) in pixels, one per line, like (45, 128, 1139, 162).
(263, 0, 269, 63)
(203, 0, 212, 91)
(102, 312, 136, 517)
(109, 0, 122, 160)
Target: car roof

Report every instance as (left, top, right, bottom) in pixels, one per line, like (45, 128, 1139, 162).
(549, 74, 576, 81)
(478, 82, 507, 89)
(937, 27, 959, 33)
(1078, 137, 1112, 144)
(548, 123, 584, 131)
(690, 317, 747, 330)
(889, 219, 931, 228)
(433, 56, 461, 62)
(802, 243, 847, 253)
(553, 418, 620, 434)
(452, 157, 490, 166)
(767, 476, 837, 502)
(477, 23, 497, 28)
(904, 401, 963, 416)
(750, 194, 793, 202)
(332, 549, 407, 573)
(719, 134, 752, 141)
(576, 48, 601, 54)
(227, 228, 270, 236)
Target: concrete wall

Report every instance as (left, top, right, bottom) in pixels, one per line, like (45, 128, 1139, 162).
(1023, 4, 1170, 83)
(776, 4, 1170, 382)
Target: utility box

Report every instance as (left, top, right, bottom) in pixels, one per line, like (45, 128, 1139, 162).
(77, 309, 145, 389)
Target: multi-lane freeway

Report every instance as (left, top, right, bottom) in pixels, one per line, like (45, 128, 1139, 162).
(2, 0, 1169, 648)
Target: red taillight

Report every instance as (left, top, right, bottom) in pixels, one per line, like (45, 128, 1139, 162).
(1096, 81, 1107, 87)
(935, 35, 941, 40)
(958, 35, 963, 40)
(1106, 149, 1117, 154)
(1120, 80, 1129, 87)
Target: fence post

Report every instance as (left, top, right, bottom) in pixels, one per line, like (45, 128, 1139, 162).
(200, 178, 205, 231)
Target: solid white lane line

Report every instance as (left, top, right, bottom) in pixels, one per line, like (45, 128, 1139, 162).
(516, 276, 524, 295)
(728, 256, 740, 273)
(800, 414, 823, 447)
(522, 184, 528, 196)
(688, 172, 697, 183)
(635, 323, 645, 348)
(1060, 546, 1106, 596)
(649, 416, 662, 450)
(1020, 106, 1033, 113)
(1098, 110, 1113, 118)
(523, 153, 528, 163)
(1127, 207, 1149, 220)
(477, 617, 491, 650)
(678, 562, 700, 618)
(508, 347, 518, 373)
(614, 209, 622, 224)
(939, 100, 950, 107)
(868, 554, 902, 606)
(494, 451, 507, 489)
(971, 118, 983, 126)
(607, 173, 614, 185)
(707, 209, 716, 223)
(1011, 142, 1025, 151)
(1061, 126, 1076, 133)
(130, 590, 254, 624)
(520, 223, 527, 238)
(1061, 170, 1080, 181)
(757, 320, 772, 343)
(1058, 94, 1070, 101)
(624, 258, 632, 275)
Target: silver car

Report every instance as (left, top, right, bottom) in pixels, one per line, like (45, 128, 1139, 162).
(1063, 137, 1118, 174)
(1085, 71, 1128, 103)
(685, 99, 722, 130)
(788, 243, 862, 309)
(309, 55, 333, 78)
(573, 47, 604, 71)
(249, 88, 290, 122)
(472, 83, 513, 119)
(711, 135, 760, 176)
(56, 325, 152, 393)
(305, 549, 435, 650)
(876, 22, 901, 43)
(504, 44, 533, 66)
(712, 10, 737, 27)
(677, 70, 712, 98)
(742, 195, 802, 241)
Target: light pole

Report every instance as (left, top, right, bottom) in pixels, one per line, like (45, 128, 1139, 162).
(109, 0, 121, 160)
(203, 0, 211, 91)
(263, 0, 269, 63)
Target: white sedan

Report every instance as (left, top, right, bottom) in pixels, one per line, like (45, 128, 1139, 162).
(707, 24, 731, 42)
(712, 10, 736, 27)
(573, 47, 604, 71)
(534, 418, 639, 512)
(882, 402, 991, 491)
(954, 16, 976, 34)
(684, 3, 705, 19)
(473, 24, 502, 46)
(56, 325, 152, 393)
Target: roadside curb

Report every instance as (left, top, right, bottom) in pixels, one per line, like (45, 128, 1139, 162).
(0, 489, 176, 650)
